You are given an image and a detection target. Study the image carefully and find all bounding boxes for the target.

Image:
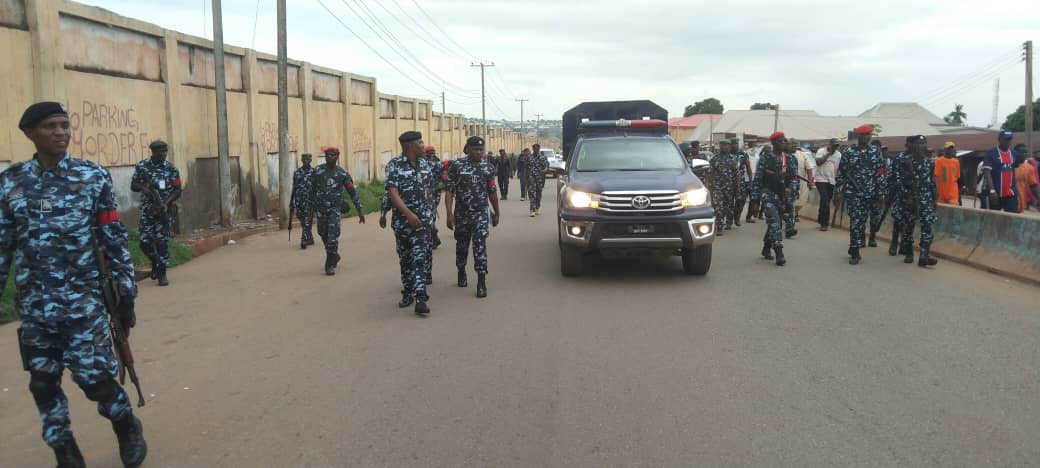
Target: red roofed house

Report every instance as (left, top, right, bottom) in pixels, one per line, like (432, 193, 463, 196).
(668, 114, 721, 143)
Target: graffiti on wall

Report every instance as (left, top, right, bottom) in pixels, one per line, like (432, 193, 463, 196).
(351, 128, 372, 152)
(259, 121, 300, 155)
(68, 100, 155, 167)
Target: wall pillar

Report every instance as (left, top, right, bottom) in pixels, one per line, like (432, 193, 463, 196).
(340, 74, 353, 174)
(25, 0, 65, 102)
(300, 62, 313, 162)
(242, 49, 261, 217)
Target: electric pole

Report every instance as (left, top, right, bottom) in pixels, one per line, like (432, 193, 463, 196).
(773, 104, 780, 133)
(1025, 41, 1034, 157)
(212, 0, 232, 227)
(277, 0, 292, 228)
(470, 62, 494, 131)
(516, 98, 528, 145)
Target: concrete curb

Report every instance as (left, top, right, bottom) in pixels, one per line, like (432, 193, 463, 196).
(135, 223, 283, 281)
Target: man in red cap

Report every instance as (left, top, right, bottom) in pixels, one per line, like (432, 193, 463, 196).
(750, 131, 799, 266)
(835, 124, 883, 265)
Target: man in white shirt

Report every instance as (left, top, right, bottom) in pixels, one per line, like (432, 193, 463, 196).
(791, 139, 816, 222)
(814, 138, 842, 231)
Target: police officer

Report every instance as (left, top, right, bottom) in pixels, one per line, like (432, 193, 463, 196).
(424, 145, 445, 249)
(709, 139, 739, 235)
(383, 131, 436, 315)
(835, 124, 882, 265)
(527, 145, 549, 217)
(892, 135, 939, 267)
(517, 148, 531, 201)
(130, 139, 182, 286)
(750, 132, 798, 266)
(2, 102, 146, 467)
(309, 146, 365, 276)
(446, 136, 501, 298)
(732, 139, 752, 227)
(495, 148, 511, 200)
(291, 152, 316, 249)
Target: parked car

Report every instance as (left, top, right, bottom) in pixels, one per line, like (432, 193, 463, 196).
(541, 148, 566, 177)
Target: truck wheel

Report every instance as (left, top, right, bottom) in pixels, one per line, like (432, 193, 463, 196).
(561, 246, 583, 276)
(682, 245, 711, 275)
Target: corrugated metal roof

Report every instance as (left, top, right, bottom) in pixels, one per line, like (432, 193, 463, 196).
(858, 102, 945, 125)
(667, 114, 721, 129)
(685, 109, 940, 142)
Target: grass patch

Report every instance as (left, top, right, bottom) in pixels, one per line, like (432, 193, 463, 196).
(344, 180, 386, 218)
(1, 229, 193, 324)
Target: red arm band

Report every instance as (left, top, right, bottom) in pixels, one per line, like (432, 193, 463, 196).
(96, 210, 119, 224)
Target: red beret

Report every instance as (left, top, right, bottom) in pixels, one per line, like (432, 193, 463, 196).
(769, 131, 786, 141)
(424, 145, 435, 151)
(322, 146, 340, 155)
(854, 124, 874, 135)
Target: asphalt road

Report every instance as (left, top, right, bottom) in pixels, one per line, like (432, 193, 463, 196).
(1, 186, 1039, 467)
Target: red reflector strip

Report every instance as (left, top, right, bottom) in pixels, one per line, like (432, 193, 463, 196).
(96, 210, 119, 224)
(172, 177, 182, 187)
(489, 179, 497, 188)
(630, 119, 667, 128)
(345, 182, 354, 189)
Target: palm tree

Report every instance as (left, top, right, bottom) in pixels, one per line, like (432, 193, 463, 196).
(944, 104, 967, 126)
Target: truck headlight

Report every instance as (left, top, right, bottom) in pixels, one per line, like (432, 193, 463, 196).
(681, 188, 708, 207)
(567, 190, 598, 209)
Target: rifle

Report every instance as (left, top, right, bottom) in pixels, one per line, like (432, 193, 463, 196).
(96, 248, 146, 407)
(288, 187, 295, 241)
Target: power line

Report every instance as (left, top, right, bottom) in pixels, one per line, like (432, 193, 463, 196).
(410, 0, 485, 62)
(389, 0, 469, 61)
(912, 48, 1021, 103)
(314, 0, 439, 96)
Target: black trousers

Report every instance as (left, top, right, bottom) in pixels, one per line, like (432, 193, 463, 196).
(816, 182, 834, 227)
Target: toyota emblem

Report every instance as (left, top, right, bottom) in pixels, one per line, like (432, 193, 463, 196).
(631, 195, 652, 209)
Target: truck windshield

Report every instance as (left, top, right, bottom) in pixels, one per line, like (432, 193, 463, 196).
(574, 139, 685, 172)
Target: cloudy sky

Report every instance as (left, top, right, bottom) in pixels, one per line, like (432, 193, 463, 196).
(80, 0, 1037, 127)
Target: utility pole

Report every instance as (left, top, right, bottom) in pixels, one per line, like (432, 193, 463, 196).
(516, 98, 528, 145)
(470, 62, 494, 131)
(1025, 41, 1034, 157)
(440, 91, 446, 116)
(773, 104, 780, 133)
(212, 0, 232, 227)
(277, 0, 292, 228)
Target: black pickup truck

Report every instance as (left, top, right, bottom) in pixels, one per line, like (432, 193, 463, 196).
(554, 100, 715, 276)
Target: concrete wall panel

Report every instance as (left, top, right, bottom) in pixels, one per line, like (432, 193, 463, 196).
(309, 101, 343, 154)
(65, 70, 167, 167)
(256, 59, 299, 96)
(0, 27, 34, 160)
(60, 14, 161, 81)
(311, 70, 340, 102)
(0, 0, 26, 29)
(177, 43, 244, 90)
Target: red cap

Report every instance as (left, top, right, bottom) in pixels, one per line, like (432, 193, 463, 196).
(322, 146, 340, 155)
(424, 145, 435, 151)
(769, 131, 786, 141)
(854, 124, 874, 135)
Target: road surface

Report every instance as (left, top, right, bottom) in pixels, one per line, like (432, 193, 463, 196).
(2, 187, 1038, 467)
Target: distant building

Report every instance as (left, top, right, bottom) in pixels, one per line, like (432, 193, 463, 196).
(667, 114, 721, 142)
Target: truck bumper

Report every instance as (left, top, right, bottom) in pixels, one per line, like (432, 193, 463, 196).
(559, 213, 716, 252)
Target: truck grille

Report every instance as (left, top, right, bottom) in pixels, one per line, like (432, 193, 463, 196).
(598, 190, 682, 214)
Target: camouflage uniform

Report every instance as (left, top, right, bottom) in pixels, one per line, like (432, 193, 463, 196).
(751, 148, 799, 249)
(310, 163, 363, 256)
(709, 151, 740, 230)
(447, 157, 497, 275)
(835, 144, 882, 248)
(527, 152, 549, 211)
(131, 158, 181, 273)
(872, 155, 894, 235)
(734, 150, 751, 223)
(385, 155, 436, 302)
(892, 152, 937, 257)
(291, 165, 316, 245)
(0, 155, 138, 448)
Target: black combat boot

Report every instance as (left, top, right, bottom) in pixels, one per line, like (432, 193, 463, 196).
(849, 247, 861, 265)
(414, 301, 430, 316)
(868, 231, 878, 247)
(325, 253, 340, 276)
(112, 415, 147, 468)
(156, 266, 169, 287)
(918, 249, 938, 267)
(398, 293, 414, 308)
(774, 247, 786, 266)
(457, 270, 468, 287)
(300, 241, 307, 250)
(888, 230, 901, 256)
(903, 246, 915, 264)
(761, 243, 774, 260)
(432, 231, 441, 249)
(716, 225, 725, 237)
(476, 274, 487, 298)
(53, 437, 86, 468)
(785, 229, 798, 239)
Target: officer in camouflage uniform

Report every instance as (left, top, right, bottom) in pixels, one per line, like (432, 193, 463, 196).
(835, 124, 882, 265)
(527, 145, 549, 216)
(732, 139, 751, 227)
(384, 131, 436, 315)
(425, 146, 446, 249)
(709, 139, 740, 235)
(2, 102, 146, 468)
(751, 132, 798, 266)
(866, 140, 887, 248)
(309, 146, 365, 276)
(446, 136, 501, 298)
(291, 152, 316, 249)
(130, 140, 182, 286)
(892, 135, 939, 267)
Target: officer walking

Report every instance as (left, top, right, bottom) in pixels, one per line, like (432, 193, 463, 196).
(835, 124, 882, 265)
(892, 135, 939, 267)
(446, 136, 501, 298)
(310, 146, 365, 276)
(709, 138, 739, 235)
(495, 148, 511, 200)
(732, 139, 752, 227)
(750, 132, 798, 266)
(131, 139, 182, 286)
(291, 152, 316, 249)
(527, 145, 549, 217)
(424, 145, 445, 249)
(2, 102, 146, 467)
(517, 147, 530, 201)
(383, 131, 436, 315)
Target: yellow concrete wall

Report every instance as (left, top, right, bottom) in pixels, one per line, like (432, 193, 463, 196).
(308, 100, 343, 154)
(0, 26, 36, 161)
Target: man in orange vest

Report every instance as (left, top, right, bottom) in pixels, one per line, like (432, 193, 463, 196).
(934, 142, 961, 205)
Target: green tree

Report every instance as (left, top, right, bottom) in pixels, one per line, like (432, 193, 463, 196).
(1002, 98, 1040, 131)
(684, 98, 724, 117)
(944, 104, 967, 126)
(750, 102, 778, 110)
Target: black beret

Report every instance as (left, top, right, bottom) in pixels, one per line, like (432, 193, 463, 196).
(465, 136, 485, 147)
(399, 131, 422, 143)
(149, 140, 168, 150)
(19, 101, 68, 130)
(906, 135, 926, 144)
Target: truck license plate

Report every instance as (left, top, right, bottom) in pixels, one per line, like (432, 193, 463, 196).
(628, 224, 654, 234)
